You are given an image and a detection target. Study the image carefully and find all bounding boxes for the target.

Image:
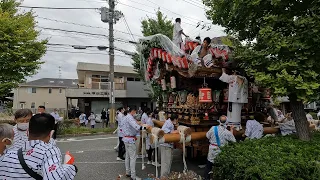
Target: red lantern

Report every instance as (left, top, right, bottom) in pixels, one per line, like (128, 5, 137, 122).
(166, 53, 172, 64)
(176, 57, 182, 68)
(153, 48, 158, 58)
(162, 51, 167, 62)
(158, 49, 163, 59)
(181, 57, 188, 69)
(199, 88, 212, 103)
(223, 89, 229, 102)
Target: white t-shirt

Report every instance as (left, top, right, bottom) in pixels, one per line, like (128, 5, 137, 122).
(173, 22, 183, 45)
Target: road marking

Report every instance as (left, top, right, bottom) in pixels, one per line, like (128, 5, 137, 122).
(57, 136, 118, 143)
(62, 149, 116, 154)
(75, 160, 179, 164)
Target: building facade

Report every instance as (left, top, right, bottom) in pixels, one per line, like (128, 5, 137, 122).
(66, 62, 152, 115)
(13, 78, 78, 113)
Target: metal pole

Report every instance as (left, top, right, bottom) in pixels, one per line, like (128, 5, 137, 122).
(109, 0, 116, 127)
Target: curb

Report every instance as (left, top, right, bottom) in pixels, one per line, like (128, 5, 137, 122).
(57, 132, 114, 138)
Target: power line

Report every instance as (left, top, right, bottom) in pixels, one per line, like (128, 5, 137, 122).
(123, 16, 136, 42)
(144, 0, 200, 23)
(18, 5, 99, 10)
(37, 16, 143, 37)
(46, 49, 133, 58)
(182, 0, 204, 9)
(37, 26, 135, 44)
(117, 1, 195, 26)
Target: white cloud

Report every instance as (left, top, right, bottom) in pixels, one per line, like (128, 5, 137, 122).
(22, 0, 226, 80)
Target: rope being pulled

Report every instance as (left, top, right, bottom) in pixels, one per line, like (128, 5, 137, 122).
(150, 127, 164, 178)
(177, 126, 192, 173)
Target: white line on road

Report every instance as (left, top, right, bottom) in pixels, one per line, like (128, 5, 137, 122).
(57, 136, 118, 143)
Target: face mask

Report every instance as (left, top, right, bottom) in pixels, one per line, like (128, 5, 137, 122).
(17, 123, 29, 131)
(2, 138, 13, 149)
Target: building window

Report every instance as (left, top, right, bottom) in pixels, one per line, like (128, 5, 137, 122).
(49, 88, 52, 94)
(59, 88, 62, 93)
(27, 87, 37, 93)
(31, 102, 35, 108)
(135, 78, 141, 81)
(127, 77, 135, 81)
(20, 103, 25, 109)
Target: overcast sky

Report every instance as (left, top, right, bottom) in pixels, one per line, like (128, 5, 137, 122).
(21, 0, 225, 81)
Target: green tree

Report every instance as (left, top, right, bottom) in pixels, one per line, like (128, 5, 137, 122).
(0, 0, 47, 96)
(132, 10, 173, 101)
(203, 0, 320, 140)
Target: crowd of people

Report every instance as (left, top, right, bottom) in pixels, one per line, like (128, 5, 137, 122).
(0, 106, 77, 179)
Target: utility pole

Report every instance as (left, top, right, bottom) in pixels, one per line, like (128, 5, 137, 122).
(109, 0, 116, 127)
(101, 1, 123, 127)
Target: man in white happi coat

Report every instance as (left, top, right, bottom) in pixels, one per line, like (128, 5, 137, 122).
(173, 18, 188, 49)
(204, 115, 236, 180)
(122, 107, 150, 180)
(0, 113, 77, 179)
(190, 37, 214, 67)
(219, 68, 248, 129)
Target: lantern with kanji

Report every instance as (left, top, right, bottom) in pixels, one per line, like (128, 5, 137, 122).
(199, 88, 212, 103)
(223, 89, 229, 102)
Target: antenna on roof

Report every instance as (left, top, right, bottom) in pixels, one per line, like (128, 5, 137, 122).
(58, 66, 62, 79)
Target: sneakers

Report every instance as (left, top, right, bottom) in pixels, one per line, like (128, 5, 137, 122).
(152, 162, 161, 166)
(147, 161, 152, 165)
(116, 157, 125, 161)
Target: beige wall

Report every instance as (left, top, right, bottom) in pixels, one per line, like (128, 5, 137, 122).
(13, 87, 77, 109)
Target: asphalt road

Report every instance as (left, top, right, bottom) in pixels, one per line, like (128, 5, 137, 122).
(57, 134, 206, 180)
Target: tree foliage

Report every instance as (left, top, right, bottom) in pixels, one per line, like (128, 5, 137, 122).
(132, 10, 173, 101)
(0, 0, 47, 96)
(203, 0, 320, 140)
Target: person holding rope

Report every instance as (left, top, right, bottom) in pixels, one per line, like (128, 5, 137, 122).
(204, 115, 236, 180)
(122, 107, 150, 180)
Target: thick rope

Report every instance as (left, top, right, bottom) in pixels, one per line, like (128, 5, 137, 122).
(141, 129, 146, 170)
(152, 134, 159, 178)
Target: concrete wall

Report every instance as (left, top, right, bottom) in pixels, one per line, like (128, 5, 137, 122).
(13, 87, 77, 109)
(126, 81, 149, 98)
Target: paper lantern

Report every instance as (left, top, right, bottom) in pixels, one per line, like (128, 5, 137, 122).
(199, 88, 212, 103)
(158, 49, 163, 59)
(162, 51, 167, 62)
(166, 53, 172, 64)
(181, 57, 188, 69)
(161, 79, 167, 90)
(223, 89, 229, 102)
(176, 57, 182, 68)
(170, 76, 176, 89)
(151, 48, 157, 58)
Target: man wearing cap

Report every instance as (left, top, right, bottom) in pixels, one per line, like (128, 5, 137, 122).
(204, 115, 236, 180)
(50, 109, 63, 139)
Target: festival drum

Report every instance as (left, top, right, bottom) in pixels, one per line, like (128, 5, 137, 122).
(199, 88, 212, 103)
(223, 89, 229, 102)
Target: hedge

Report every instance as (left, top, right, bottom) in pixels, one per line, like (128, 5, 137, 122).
(213, 133, 320, 180)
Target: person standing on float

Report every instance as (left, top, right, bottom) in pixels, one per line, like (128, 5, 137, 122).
(219, 68, 248, 130)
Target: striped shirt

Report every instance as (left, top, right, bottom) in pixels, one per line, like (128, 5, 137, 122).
(0, 140, 77, 180)
(245, 120, 263, 139)
(8, 125, 56, 152)
(122, 114, 141, 144)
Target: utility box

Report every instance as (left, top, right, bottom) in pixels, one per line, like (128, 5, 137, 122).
(101, 7, 109, 23)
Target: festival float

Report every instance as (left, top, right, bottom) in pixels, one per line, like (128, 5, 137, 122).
(138, 34, 279, 158)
